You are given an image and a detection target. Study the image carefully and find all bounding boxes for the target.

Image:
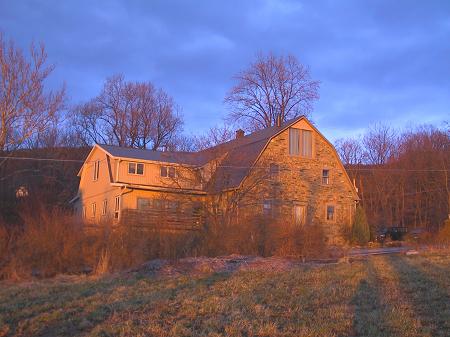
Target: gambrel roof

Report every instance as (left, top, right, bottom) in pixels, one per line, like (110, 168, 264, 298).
(81, 116, 358, 198)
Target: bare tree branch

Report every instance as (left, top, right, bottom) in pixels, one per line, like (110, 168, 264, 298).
(225, 53, 320, 131)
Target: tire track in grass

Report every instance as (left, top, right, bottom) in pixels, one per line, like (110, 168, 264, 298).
(369, 256, 424, 337)
(404, 255, 450, 297)
(386, 255, 450, 337)
(351, 259, 398, 337)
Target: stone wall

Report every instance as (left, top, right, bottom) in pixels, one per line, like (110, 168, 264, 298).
(237, 122, 358, 245)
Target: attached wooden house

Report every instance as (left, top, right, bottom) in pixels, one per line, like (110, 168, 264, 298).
(72, 116, 359, 243)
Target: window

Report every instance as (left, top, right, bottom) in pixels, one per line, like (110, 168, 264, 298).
(153, 199, 164, 209)
(114, 196, 120, 219)
(160, 166, 176, 178)
(322, 169, 330, 185)
(128, 162, 144, 175)
(160, 166, 167, 177)
(167, 200, 179, 210)
(102, 199, 107, 216)
(294, 205, 306, 226)
(326, 205, 335, 221)
(301, 130, 312, 157)
(137, 198, 152, 210)
(91, 202, 96, 217)
(289, 128, 300, 155)
(93, 160, 100, 181)
(270, 163, 279, 180)
(289, 128, 312, 158)
(168, 167, 176, 178)
(82, 206, 86, 219)
(263, 200, 272, 216)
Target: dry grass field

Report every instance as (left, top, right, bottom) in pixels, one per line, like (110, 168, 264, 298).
(0, 253, 449, 337)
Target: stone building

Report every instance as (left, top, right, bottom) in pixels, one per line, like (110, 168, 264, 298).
(72, 116, 359, 242)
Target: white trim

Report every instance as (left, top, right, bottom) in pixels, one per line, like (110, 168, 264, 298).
(110, 182, 206, 195)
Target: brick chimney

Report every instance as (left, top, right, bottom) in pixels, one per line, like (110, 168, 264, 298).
(235, 129, 245, 139)
(276, 114, 282, 127)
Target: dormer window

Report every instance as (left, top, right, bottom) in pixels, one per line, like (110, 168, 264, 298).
(160, 166, 176, 178)
(128, 162, 144, 175)
(289, 128, 312, 158)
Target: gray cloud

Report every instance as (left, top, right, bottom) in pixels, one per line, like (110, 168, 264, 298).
(1, 0, 448, 139)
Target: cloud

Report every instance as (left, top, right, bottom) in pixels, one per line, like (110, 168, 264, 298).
(0, 0, 448, 139)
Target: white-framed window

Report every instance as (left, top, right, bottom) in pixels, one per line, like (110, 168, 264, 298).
(114, 196, 121, 219)
(289, 128, 312, 158)
(294, 205, 306, 226)
(102, 199, 107, 216)
(91, 202, 96, 217)
(322, 169, 330, 185)
(128, 162, 144, 175)
(93, 160, 100, 181)
(326, 205, 335, 221)
(160, 166, 176, 178)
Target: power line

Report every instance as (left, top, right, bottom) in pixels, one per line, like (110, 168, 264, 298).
(0, 156, 84, 163)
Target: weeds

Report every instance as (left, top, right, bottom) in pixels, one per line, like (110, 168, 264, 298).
(0, 207, 332, 280)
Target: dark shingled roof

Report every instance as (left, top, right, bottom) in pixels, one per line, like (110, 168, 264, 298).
(98, 116, 304, 192)
(98, 144, 208, 166)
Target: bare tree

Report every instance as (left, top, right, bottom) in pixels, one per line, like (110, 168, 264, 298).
(168, 124, 235, 152)
(335, 137, 364, 166)
(225, 53, 320, 131)
(362, 123, 398, 165)
(0, 33, 65, 151)
(73, 75, 182, 150)
(193, 124, 235, 151)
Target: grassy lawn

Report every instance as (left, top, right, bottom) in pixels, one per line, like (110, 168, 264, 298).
(0, 253, 449, 337)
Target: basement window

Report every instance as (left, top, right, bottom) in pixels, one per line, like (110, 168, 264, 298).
(128, 162, 144, 175)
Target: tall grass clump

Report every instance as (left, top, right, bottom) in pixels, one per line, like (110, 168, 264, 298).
(0, 206, 85, 279)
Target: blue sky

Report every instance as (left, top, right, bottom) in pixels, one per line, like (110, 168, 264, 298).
(1, 0, 449, 141)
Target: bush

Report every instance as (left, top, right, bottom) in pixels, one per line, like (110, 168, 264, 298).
(197, 214, 328, 259)
(274, 222, 327, 260)
(0, 208, 331, 280)
(436, 219, 450, 246)
(351, 206, 370, 245)
(0, 207, 85, 279)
